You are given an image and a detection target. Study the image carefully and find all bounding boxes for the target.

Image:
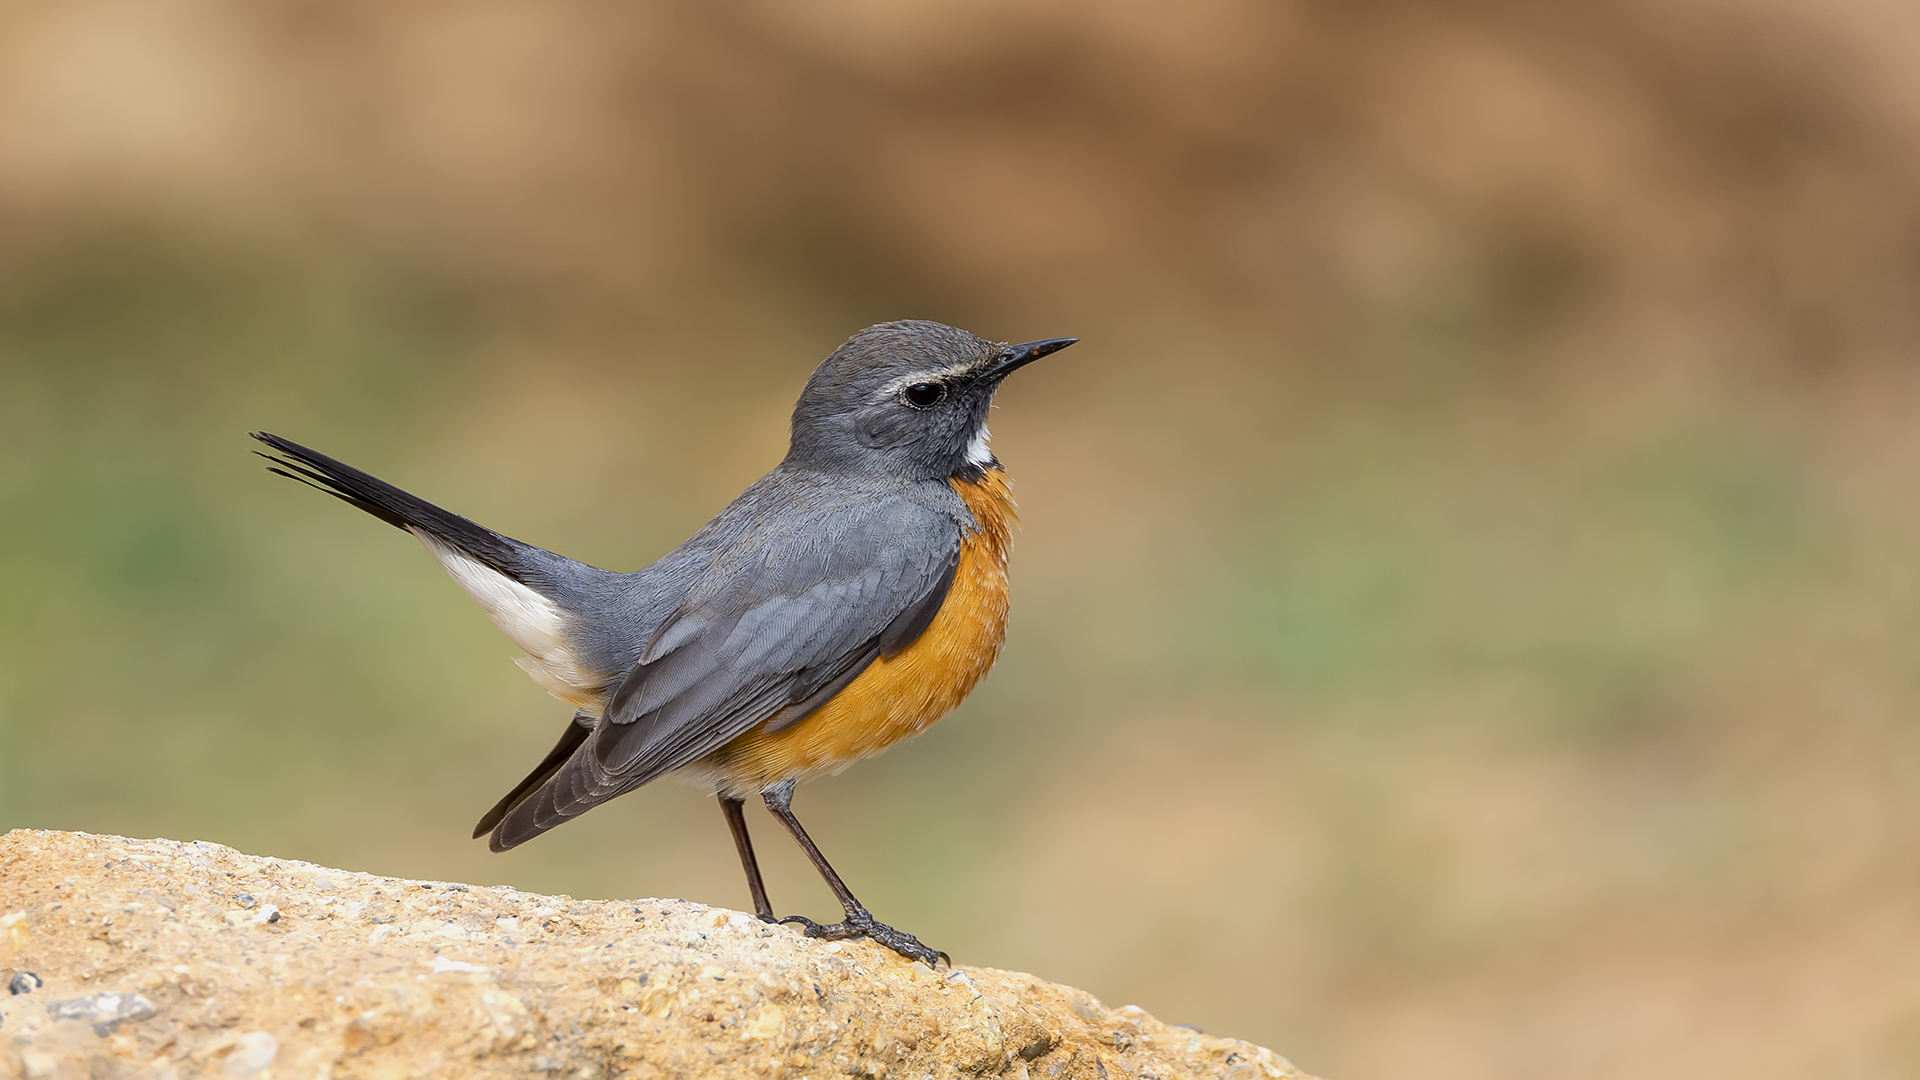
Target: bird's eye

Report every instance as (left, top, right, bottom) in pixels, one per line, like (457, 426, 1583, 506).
(903, 382, 945, 407)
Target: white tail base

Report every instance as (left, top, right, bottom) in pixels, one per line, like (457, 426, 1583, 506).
(411, 529, 606, 709)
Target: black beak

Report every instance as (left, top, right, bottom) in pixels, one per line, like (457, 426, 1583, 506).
(984, 337, 1077, 380)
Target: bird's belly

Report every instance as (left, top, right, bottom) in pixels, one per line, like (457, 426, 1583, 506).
(699, 471, 1016, 796)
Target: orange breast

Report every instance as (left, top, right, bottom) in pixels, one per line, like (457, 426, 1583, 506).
(698, 470, 1018, 797)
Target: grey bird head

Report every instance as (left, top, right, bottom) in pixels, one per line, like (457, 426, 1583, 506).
(784, 320, 1076, 482)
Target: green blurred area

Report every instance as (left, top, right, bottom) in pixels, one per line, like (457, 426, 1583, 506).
(5, 3, 1920, 1077)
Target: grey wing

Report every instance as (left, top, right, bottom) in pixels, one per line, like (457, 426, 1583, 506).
(487, 496, 962, 851)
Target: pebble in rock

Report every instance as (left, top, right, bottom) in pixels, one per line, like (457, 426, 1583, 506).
(8, 972, 42, 995)
(46, 992, 156, 1036)
(221, 1031, 279, 1078)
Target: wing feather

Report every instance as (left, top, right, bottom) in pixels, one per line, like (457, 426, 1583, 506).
(487, 492, 964, 851)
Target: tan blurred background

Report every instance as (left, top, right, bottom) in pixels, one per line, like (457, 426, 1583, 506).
(5, 0, 1920, 1076)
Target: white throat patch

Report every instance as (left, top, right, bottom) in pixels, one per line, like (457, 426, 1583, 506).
(965, 425, 993, 467)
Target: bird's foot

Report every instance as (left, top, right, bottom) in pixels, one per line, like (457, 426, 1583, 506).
(778, 912, 950, 968)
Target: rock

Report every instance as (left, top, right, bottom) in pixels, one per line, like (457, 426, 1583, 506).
(0, 830, 1316, 1079)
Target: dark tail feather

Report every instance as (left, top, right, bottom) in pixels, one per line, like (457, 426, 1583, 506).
(489, 742, 610, 852)
(251, 431, 539, 583)
(473, 715, 594, 840)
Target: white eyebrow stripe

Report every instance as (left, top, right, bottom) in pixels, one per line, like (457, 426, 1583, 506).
(875, 360, 991, 399)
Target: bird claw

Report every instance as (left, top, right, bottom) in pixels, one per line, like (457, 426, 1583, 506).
(778, 913, 950, 968)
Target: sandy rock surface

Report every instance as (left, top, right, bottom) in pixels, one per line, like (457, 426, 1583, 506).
(0, 831, 1311, 1079)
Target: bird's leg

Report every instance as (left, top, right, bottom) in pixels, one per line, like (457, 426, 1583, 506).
(760, 780, 949, 967)
(720, 796, 776, 923)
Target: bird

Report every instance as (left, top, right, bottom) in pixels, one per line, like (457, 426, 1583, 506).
(251, 320, 1075, 966)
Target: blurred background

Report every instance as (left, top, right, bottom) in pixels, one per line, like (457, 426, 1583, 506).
(4, 0, 1920, 1076)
